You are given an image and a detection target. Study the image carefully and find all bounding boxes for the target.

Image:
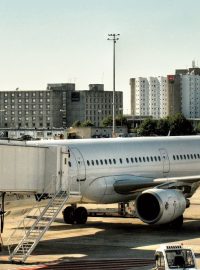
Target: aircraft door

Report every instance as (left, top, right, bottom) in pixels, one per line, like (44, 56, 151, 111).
(69, 147, 86, 182)
(159, 148, 170, 174)
(60, 148, 69, 191)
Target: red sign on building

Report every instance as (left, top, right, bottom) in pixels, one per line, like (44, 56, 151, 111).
(167, 75, 175, 82)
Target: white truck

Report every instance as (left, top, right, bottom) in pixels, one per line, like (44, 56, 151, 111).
(152, 244, 198, 270)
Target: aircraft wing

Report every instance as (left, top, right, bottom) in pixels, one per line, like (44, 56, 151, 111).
(113, 175, 200, 196)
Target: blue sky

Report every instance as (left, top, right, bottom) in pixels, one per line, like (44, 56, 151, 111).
(0, 0, 200, 112)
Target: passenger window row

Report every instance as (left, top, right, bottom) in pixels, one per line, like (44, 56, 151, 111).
(86, 155, 162, 167)
(173, 153, 200, 161)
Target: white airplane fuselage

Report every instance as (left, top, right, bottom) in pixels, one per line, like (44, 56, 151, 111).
(28, 136, 200, 204)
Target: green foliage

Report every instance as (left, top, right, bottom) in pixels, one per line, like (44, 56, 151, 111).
(167, 113, 194, 136)
(137, 118, 157, 136)
(136, 114, 195, 136)
(116, 115, 128, 126)
(101, 115, 113, 127)
(81, 120, 94, 127)
(72, 120, 81, 128)
(195, 122, 200, 133)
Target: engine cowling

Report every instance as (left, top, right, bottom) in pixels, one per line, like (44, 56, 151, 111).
(135, 189, 186, 225)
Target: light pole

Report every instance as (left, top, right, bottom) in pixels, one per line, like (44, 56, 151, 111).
(119, 107, 123, 126)
(0, 110, 5, 129)
(107, 33, 120, 137)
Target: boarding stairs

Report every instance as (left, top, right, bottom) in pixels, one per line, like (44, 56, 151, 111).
(7, 178, 80, 263)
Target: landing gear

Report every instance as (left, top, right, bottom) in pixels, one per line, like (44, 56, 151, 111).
(75, 207, 88, 224)
(63, 206, 88, 225)
(63, 206, 75, 224)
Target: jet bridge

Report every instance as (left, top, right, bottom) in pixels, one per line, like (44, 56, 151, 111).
(0, 143, 82, 263)
(0, 144, 70, 194)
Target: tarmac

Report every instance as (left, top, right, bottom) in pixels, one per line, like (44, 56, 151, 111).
(0, 189, 200, 270)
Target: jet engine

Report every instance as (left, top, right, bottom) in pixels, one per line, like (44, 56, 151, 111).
(135, 189, 186, 225)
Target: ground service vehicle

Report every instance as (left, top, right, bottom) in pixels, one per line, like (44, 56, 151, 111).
(152, 244, 197, 270)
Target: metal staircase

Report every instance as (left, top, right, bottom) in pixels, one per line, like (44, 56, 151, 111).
(7, 185, 72, 263)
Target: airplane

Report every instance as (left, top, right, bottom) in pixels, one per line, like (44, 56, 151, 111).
(25, 135, 200, 228)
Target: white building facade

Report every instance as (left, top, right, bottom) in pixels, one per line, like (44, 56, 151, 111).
(181, 74, 200, 118)
(133, 76, 168, 119)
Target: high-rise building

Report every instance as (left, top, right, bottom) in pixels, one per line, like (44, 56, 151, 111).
(167, 64, 200, 118)
(130, 76, 168, 119)
(181, 74, 200, 118)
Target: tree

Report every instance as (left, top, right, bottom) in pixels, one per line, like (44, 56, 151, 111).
(101, 116, 113, 127)
(136, 118, 157, 136)
(136, 113, 195, 136)
(116, 115, 128, 126)
(81, 120, 94, 127)
(72, 120, 81, 128)
(168, 113, 194, 136)
(156, 118, 170, 136)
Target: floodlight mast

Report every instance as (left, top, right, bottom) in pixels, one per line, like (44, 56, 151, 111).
(107, 33, 120, 137)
